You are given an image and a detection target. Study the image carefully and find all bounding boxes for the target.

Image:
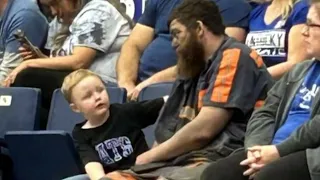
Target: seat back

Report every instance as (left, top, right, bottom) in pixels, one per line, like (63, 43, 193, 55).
(5, 131, 84, 180)
(47, 87, 127, 133)
(138, 82, 174, 147)
(0, 87, 41, 137)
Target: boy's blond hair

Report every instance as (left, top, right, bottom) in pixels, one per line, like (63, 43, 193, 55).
(61, 69, 103, 103)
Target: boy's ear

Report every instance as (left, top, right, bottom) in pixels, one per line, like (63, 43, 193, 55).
(70, 103, 80, 113)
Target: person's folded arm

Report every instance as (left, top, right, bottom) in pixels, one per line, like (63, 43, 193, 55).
(139, 106, 233, 162)
(24, 46, 97, 70)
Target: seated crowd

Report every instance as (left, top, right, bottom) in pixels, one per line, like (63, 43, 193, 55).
(0, 0, 320, 180)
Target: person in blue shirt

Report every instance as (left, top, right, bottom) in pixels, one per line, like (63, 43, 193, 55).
(200, 2, 320, 180)
(117, 0, 252, 101)
(246, 0, 310, 79)
(0, 0, 48, 84)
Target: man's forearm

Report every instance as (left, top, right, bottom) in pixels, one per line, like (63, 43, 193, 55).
(117, 42, 141, 86)
(146, 122, 211, 162)
(142, 66, 177, 87)
(146, 107, 231, 162)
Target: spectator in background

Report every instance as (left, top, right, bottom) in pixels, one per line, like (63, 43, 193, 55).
(246, 0, 310, 79)
(101, 1, 273, 180)
(117, 0, 252, 100)
(0, 0, 48, 85)
(2, 0, 133, 128)
(200, 2, 320, 180)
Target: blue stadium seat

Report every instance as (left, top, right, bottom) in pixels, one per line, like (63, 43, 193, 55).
(138, 82, 174, 147)
(47, 87, 127, 133)
(0, 87, 41, 180)
(4, 87, 126, 180)
(0, 87, 41, 138)
(5, 131, 84, 180)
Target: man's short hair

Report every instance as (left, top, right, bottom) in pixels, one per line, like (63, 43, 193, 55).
(61, 69, 103, 103)
(168, 0, 225, 35)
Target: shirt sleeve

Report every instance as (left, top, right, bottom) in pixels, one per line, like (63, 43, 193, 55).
(202, 48, 269, 115)
(70, 6, 126, 53)
(290, 1, 309, 26)
(129, 98, 165, 129)
(0, 10, 48, 82)
(72, 127, 101, 166)
(217, 0, 251, 28)
(137, 0, 157, 28)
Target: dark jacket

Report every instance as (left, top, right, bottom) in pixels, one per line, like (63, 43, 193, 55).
(245, 59, 320, 180)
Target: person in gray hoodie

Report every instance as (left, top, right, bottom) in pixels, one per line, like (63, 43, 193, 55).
(199, 1, 320, 180)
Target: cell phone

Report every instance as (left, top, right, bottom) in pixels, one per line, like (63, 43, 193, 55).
(13, 29, 42, 57)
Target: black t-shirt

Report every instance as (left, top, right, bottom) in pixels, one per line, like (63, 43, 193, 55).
(72, 98, 164, 173)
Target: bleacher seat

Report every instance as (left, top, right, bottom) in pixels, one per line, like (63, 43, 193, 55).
(138, 82, 174, 147)
(5, 131, 84, 180)
(0, 87, 41, 138)
(47, 87, 127, 133)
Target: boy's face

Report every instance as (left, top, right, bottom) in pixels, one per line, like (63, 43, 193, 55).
(70, 76, 110, 118)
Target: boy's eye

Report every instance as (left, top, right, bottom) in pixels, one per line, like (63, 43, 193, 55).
(96, 87, 104, 92)
(82, 92, 91, 99)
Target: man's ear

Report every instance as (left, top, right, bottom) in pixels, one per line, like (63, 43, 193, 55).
(196, 20, 205, 37)
(70, 103, 81, 113)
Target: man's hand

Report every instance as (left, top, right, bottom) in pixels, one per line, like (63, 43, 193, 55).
(135, 151, 155, 165)
(128, 80, 152, 101)
(119, 82, 136, 98)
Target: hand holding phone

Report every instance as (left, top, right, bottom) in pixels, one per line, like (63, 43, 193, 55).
(13, 29, 43, 59)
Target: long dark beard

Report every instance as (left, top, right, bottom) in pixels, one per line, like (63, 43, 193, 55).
(176, 32, 205, 79)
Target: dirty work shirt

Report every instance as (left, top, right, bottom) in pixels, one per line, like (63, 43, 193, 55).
(155, 37, 274, 165)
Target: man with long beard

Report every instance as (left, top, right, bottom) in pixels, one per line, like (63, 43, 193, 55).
(100, 0, 274, 180)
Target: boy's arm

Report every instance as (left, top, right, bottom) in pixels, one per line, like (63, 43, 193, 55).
(73, 128, 105, 179)
(85, 162, 106, 180)
(134, 98, 165, 128)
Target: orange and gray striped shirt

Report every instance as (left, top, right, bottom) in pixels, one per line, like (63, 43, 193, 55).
(155, 37, 274, 165)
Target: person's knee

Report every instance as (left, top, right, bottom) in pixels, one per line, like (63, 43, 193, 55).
(13, 68, 40, 87)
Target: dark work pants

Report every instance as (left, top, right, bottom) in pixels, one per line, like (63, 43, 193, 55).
(200, 149, 311, 180)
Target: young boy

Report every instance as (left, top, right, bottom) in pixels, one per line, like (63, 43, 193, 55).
(61, 69, 165, 180)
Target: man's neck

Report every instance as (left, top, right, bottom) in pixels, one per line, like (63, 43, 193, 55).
(204, 35, 225, 61)
(0, 0, 8, 16)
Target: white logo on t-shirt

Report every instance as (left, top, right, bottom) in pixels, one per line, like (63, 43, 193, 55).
(299, 84, 320, 110)
(95, 136, 134, 165)
(246, 29, 286, 57)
